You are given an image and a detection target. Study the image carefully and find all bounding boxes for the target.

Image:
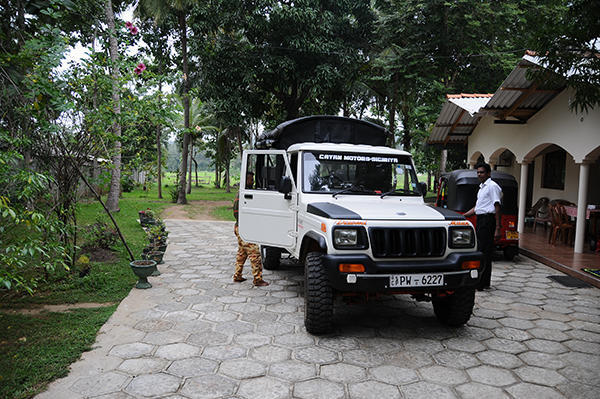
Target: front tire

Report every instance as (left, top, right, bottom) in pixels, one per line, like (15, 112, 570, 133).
(304, 251, 334, 334)
(261, 246, 281, 270)
(432, 288, 475, 327)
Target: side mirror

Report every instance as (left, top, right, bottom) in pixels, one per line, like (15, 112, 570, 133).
(278, 176, 293, 199)
(419, 182, 428, 196)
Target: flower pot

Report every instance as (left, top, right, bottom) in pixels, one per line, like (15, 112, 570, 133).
(146, 250, 165, 265)
(130, 260, 157, 289)
(154, 244, 167, 252)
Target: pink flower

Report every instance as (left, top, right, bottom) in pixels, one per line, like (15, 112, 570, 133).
(130, 26, 139, 35)
(137, 62, 146, 72)
(134, 67, 141, 75)
(125, 21, 133, 29)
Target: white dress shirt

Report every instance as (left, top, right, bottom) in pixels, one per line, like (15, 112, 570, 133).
(475, 178, 502, 215)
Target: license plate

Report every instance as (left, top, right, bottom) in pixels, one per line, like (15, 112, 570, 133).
(389, 273, 444, 288)
(506, 231, 519, 240)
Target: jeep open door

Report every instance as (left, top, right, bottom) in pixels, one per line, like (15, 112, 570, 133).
(238, 150, 297, 248)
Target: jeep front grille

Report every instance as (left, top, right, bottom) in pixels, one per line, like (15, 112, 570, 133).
(369, 228, 446, 258)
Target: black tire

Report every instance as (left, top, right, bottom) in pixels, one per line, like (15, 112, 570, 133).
(261, 246, 281, 270)
(432, 288, 476, 327)
(503, 246, 518, 261)
(304, 251, 334, 334)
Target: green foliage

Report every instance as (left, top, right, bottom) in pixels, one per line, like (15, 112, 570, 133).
(0, 133, 71, 293)
(0, 306, 116, 399)
(81, 218, 119, 250)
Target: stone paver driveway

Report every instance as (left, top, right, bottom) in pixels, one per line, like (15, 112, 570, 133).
(38, 220, 600, 399)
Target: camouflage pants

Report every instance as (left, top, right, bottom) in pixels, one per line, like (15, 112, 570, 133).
(234, 225, 263, 280)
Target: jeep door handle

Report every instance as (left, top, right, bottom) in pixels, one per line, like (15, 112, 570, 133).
(244, 194, 253, 199)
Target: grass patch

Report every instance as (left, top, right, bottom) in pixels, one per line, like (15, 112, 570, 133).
(213, 205, 235, 221)
(0, 306, 117, 399)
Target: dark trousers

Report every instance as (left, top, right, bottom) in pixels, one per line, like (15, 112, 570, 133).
(476, 214, 496, 288)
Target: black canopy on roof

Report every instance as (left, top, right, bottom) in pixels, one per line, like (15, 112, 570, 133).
(255, 115, 390, 150)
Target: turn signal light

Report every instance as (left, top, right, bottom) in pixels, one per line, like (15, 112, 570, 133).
(321, 223, 327, 232)
(461, 260, 480, 270)
(339, 264, 365, 273)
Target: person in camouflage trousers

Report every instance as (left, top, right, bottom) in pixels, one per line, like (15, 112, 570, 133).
(233, 172, 269, 287)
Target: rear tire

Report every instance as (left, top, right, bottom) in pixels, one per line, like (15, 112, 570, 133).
(261, 246, 281, 270)
(432, 288, 475, 327)
(503, 246, 518, 261)
(304, 251, 334, 334)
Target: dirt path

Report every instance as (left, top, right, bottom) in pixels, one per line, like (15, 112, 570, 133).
(161, 200, 232, 220)
(0, 302, 117, 315)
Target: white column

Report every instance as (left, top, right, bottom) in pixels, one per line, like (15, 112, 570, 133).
(574, 163, 590, 253)
(468, 162, 475, 170)
(518, 162, 529, 234)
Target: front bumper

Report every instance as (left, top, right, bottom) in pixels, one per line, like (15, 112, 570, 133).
(322, 251, 483, 292)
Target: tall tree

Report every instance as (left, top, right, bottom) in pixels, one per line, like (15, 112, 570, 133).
(528, 0, 600, 112)
(195, 0, 375, 123)
(137, 0, 197, 204)
(104, 0, 123, 211)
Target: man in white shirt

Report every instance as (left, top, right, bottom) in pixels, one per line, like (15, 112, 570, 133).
(464, 163, 502, 290)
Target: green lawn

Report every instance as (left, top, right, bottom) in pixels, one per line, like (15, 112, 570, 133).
(0, 307, 116, 399)
(0, 180, 235, 399)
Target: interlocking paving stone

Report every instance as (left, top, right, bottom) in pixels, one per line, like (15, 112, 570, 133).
(320, 363, 367, 382)
(125, 373, 181, 397)
(369, 365, 419, 385)
(167, 357, 218, 377)
(70, 372, 129, 397)
(506, 383, 566, 399)
(348, 380, 400, 399)
(455, 382, 510, 399)
(36, 220, 600, 399)
(251, 345, 291, 363)
(155, 343, 201, 360)
(419, 365, 468, 385)
(467, 365, 517, 386)
(269, 360, 316, 381)
(399, 381, 457, 399)
(219, 358, 267, 379)
(179, 374, 236, 399)
(118, 358, 169, 374)
(109, 342, 154, 359)
(237, 376, 290, 399)
(293, 378, 345, 399)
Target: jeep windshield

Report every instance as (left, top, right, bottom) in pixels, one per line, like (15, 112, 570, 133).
(302, 151, 421, 196)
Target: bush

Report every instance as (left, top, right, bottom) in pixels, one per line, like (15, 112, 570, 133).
(169, 186, 179, 203)
(81, 219, 118, 249)
(121, 175, 135, 193)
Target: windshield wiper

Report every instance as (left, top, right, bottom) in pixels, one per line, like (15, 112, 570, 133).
(380, 188, 422, 198)
(332, 184, 372, 198)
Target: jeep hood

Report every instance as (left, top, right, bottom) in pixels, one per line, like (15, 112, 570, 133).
(307, 199, 463, 221)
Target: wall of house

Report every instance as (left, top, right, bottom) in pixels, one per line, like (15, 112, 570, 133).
(530, 152, 579, 205)
(468, 88, 600, 164)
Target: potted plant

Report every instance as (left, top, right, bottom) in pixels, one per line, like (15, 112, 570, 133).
(138, 208, 156, 226)
(129, 259, 157, 289)
(147, 225, 168, 246)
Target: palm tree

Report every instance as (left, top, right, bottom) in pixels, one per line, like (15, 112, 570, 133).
(136, 0, 197, 204)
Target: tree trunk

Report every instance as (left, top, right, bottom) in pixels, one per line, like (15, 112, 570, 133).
(214, 129, 221, 188)
(104, 0, 122, 212)
(427, 170, 431, 191)
(187, 143, 193, 194)
(177, 11, 190, 204)
(156, 124, 163, 199)
(193, 157, 198, 187)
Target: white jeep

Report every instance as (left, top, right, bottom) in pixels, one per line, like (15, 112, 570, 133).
(238, 116, 483, 334)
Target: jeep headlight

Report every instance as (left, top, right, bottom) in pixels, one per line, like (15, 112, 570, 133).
(450, 227, 474, 248)
(332, 227, 368, 250)
(334, 228, 358, 246)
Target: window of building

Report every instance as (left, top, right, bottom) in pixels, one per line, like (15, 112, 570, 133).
(542, 149, 566, 190)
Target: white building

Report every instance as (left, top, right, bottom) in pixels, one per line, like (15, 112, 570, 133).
(429, 53, 600, 254)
